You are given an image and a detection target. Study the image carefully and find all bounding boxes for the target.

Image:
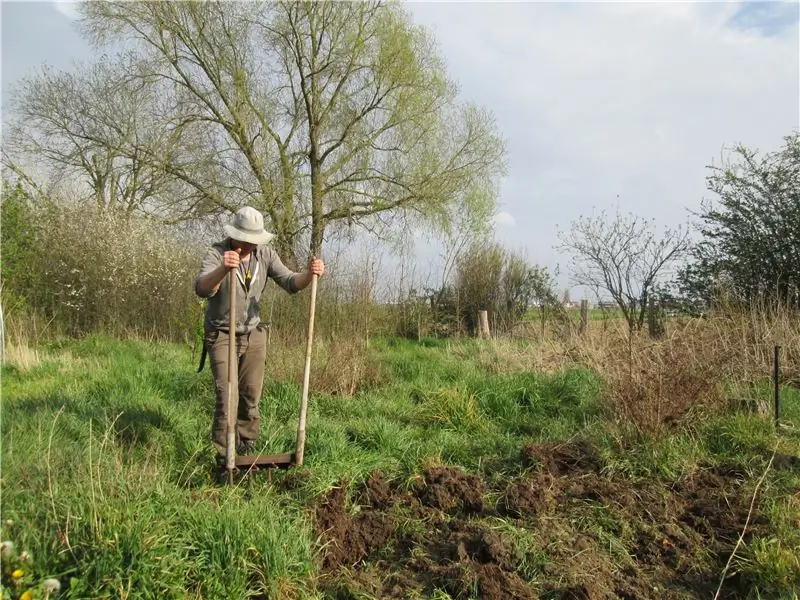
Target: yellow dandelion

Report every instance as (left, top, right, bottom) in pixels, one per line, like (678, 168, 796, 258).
(11, 568, 24, 579)
(20, 591, 33, 600)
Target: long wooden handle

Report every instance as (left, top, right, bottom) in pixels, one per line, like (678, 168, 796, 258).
(226, 268, 237, 482)
(294, 273, 318, 466)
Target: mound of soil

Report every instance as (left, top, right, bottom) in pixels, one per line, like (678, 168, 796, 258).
(521, 439, 604, 476)
(311, 439, 781, 599)
(414, 466, 486, 514)
(314, 484, 395, 570)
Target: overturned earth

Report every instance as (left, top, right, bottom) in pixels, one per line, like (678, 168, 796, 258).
(294, 439, 797, 600)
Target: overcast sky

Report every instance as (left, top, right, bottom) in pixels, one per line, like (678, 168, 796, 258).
(2, 0, 799, 290)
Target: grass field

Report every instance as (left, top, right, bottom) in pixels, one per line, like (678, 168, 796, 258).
(1, 334, 799, 599)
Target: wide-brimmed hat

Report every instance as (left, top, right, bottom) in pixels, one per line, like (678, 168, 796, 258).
(224, 206, 275, 245)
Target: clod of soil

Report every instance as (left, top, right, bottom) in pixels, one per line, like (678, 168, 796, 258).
(414, 465, 486, 514)
(521, 438, 603, 475)
(501, 473, 555, 517)
(314, 483, 395, 570)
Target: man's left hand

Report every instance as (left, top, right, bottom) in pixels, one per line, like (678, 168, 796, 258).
(309, 257, 325, 277)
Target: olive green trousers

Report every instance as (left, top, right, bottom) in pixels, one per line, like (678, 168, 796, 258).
(205, 326, 267, 456)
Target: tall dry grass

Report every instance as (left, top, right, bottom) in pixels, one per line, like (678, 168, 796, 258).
(260, 325, 385, 397)
(465, 307, 798, 437)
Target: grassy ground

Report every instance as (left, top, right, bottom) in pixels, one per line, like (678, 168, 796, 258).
(1, 334, 798, 599)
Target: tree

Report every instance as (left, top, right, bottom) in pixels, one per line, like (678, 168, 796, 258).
(679, 132, 800, 309)
(4, 55, 195, 218)
(76, 0, 506, 262)
(0, 180, 40, 303)
(451, 241, 559, 335)
(557, 211, 690, 333)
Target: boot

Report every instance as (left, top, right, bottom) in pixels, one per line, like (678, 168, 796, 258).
(237, 439, 256, 456)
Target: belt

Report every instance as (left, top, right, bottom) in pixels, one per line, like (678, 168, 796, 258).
(197, 322, 270, 372)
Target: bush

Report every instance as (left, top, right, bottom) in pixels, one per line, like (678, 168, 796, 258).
(2, 198, 204, 341)
(600, 332, 727, 438)
(1, 183, 41, 306)
(449, 242, 561, 336)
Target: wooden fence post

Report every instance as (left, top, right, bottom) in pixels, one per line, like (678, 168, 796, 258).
(478, 310, 490, 339)
(579, 299, 588, 336)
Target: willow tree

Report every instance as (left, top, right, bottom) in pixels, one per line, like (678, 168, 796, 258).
(78, 0, 506, 262)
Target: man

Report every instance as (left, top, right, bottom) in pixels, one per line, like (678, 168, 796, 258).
(195, 206, 324, 459)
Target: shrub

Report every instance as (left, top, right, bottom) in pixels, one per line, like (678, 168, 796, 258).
(2, 199, 204, 341)
(597, 331, 728, 438)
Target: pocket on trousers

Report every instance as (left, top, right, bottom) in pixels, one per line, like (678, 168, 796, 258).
(204, 330, 220, 347)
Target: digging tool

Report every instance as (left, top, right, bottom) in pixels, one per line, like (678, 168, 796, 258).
(221, 261, 319, 482)
(223, 262, 293, 482)
(294, 270, 318, 466)
(225, 268, 237, 484)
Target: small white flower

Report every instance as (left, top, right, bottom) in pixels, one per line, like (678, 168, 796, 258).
(43, 578, 62, 594)
(20, 550, 31, 562)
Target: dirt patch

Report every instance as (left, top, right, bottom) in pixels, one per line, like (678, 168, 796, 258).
(314, 483, 395, 570)
(312, 443, 777, 600)
(414, 465, 486, 514)
(501, 473, 556, 517)
(521, 438, 604, 475)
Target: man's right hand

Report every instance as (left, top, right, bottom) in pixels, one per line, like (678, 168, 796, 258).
(223, 249, 241, 270)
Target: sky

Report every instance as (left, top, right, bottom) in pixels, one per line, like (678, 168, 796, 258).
(1, 0, 799, 293)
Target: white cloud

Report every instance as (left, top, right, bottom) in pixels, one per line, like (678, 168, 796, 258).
(492, 211, 516, 227)
(408, 1, 799, 275)
(52, 1, 80, 21)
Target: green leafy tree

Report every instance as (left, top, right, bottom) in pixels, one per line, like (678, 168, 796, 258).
(74, 0, 506, 262)
(679, 132, 800, 308)
(0, 181, 40, 304)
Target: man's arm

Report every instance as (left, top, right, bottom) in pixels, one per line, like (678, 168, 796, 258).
(292, 257, 326, 290)
(195, 263, 228, 298)
(267, 252, 326, 293)
(195, 248, 241, 298)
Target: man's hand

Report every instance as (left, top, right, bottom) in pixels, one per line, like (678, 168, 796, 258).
(223, 249, 242, 270)
(294, 256, 325, 291)
(309, 256, 325, 277)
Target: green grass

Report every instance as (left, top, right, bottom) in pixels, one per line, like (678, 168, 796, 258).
(523, 307, 627, 322)
(2, 334, 798, 598)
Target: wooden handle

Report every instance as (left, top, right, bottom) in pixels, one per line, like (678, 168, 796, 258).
(226, 268, 237, 481)
(294, 273, 318, 466)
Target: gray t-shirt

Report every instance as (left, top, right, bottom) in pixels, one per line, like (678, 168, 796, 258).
(195, 238, 300, 334)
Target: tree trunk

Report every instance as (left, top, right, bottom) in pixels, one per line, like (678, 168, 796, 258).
(647, 297, 665, 339)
